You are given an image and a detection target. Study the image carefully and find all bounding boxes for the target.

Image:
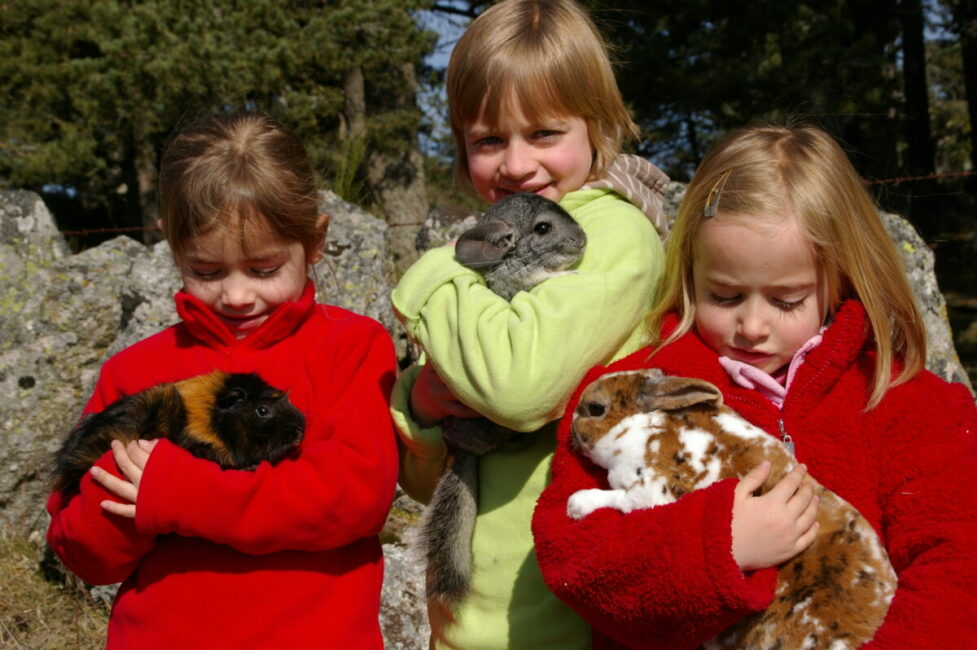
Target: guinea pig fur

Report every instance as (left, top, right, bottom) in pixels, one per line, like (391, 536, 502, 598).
(568, 368, 896, 650)
(53, 371, 304, 496)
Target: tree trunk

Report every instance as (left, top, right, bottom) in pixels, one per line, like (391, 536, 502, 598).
(363, 63, 428, 277)
(899, 0, 936, 176)
(953, 0, 977, 176)
(898, 0, 938, 235)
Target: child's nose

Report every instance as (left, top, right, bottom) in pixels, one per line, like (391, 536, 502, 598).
(500, 141, 536, 179)
(737, 302, 768, 342)
(221, 276, 255, 309)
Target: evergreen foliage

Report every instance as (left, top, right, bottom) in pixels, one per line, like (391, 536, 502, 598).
(0, 0, 435, 244)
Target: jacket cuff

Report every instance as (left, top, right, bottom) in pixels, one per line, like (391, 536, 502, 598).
(390, 246, 479, 325)
(703, 477, 778, 609)
(134, 438, 188, 536)
(389, 364, 448, 460)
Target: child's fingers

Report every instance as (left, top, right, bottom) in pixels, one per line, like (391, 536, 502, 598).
(766, 463, 808, 502)
(735, 460, 772, 498)
(794, 521, 820, 554)
(89, 465, 137, 503)
(99, 499, 137, 519)
(111, 439, 144, 486)
(785, 480, 817, 517)
(794, 491, 820, 531)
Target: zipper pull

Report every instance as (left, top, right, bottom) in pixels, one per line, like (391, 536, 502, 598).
(778, 419, 795, 456)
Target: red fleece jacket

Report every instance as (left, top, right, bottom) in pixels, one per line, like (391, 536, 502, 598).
(533, 301, 977, 649)
(47, 282, 399, 649)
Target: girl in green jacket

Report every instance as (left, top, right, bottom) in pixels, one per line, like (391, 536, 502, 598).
(391, 1, 668, 647)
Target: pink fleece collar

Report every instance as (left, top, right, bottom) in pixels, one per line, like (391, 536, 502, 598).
(718, 330, 824, 408)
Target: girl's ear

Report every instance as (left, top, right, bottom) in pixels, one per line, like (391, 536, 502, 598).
(308, 214, 330, 265)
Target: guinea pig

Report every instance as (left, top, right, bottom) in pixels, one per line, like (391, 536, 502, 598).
(568, 368, 896, 650)
(419, 193, 587, 609)
(53, 371, 305, 496)
(454, 192, 586, 300)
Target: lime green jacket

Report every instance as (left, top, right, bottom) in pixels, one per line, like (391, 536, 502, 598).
(391, 186, 664, 649)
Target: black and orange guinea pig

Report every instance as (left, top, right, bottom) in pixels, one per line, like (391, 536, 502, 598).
(52, 371, 304, 496)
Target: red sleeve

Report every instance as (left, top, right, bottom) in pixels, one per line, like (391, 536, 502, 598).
(46, 367, 157, 585)
(863, 379, 977, 648)
(133, 323, 399, 555)
(532, 363, 776, 649)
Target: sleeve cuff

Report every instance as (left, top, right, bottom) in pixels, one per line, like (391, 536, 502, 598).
(389, 364, 447, 461)
(703, 478, 778, 610)
(390, 246, 480, 325)
(134, 438, 189, 536)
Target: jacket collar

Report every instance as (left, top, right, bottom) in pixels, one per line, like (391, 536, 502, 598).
(174, 280, 317, 350)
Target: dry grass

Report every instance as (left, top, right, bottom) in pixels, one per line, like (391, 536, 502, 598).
(0, 530, 107, 649)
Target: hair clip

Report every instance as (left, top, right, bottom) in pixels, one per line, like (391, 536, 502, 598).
(703, 170, 731, 218)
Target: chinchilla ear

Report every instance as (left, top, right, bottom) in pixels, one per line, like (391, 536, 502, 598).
(639, 371, 724, 412)
(455, 219, 516, 269)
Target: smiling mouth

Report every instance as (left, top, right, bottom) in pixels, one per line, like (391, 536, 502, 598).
(500, 183, 552, 196)
(219, 313, 266, 330)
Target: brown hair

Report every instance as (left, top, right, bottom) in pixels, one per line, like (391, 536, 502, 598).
(446, 0, 638, 192)
(649, 124, 925, 409)
(158, 111, 323, 261)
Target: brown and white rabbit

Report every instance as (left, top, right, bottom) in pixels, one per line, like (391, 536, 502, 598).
(568, 368, 896, 649)
(420, 192, 586, 608)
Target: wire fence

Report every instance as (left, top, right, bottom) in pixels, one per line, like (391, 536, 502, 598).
(55, 169, 977, 238)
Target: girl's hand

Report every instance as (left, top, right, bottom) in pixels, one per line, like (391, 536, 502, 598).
(90, 439, 158, 519)
(731, 461, 820, 571)
(410, 364, 480, 427)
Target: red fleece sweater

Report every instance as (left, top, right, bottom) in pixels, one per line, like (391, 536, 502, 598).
(47, 282, 399, 649)
(533, 301, 977, 649)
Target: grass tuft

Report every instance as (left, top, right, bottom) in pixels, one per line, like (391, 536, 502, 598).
(0, 530, 107, 649)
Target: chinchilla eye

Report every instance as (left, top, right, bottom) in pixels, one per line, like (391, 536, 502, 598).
(534, 221, 552, 235)
(255, 405, 271, 418)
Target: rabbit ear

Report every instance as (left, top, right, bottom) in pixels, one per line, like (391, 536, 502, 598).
(639, 371, 724, 411)
(455, 219, 516, 269)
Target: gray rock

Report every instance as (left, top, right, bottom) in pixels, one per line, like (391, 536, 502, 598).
(881, 212, 972, 391)
(0, 190, 398, 538)
(316, 190, 403, 356)
(381, 532, 430, 649)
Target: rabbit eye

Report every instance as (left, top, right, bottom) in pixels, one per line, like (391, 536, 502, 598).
(534, 221, 552, 235)
(255, 405, 271, 418)
(585, 402, 606, 417)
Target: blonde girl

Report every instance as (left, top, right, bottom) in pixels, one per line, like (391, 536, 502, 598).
(534, 124, 977, 648)
(391, 0, 670, 647)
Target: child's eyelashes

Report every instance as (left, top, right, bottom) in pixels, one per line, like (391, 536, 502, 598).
(187, 267, 221, 280)
(185, 266, 282, 280)
(707, 292, 807, 312)
(473, 136, 503, 148)
(773, 297, 805, 312)
(532, 129, 561, 140)
(709, 292, 740, 306)
(251, 266, 282, 278)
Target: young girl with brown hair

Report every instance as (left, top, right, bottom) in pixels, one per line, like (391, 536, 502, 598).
(533, 124, 977, 648)
(46, 111, 399, 649)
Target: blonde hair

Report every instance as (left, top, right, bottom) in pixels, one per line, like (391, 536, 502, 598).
(446, 0, 638, 192)
(649, 124, 925, 409)
(158, 111, 323, 261)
